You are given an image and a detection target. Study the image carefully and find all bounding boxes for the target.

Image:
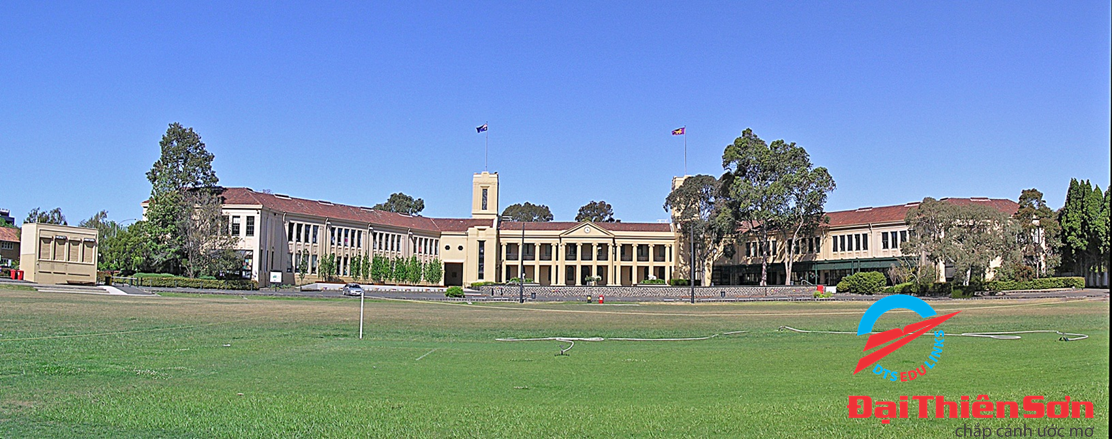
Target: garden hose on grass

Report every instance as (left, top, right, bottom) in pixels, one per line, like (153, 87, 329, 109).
(777, 326, 1088, 342)
(496, 331, 748, 356)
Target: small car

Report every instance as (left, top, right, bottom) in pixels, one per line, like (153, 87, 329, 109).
(342, 283, 364, 296)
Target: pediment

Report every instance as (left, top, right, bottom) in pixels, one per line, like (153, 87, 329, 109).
(558, 221, 614, 238)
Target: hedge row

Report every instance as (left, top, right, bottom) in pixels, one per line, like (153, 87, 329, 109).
(984, 277, 1084, 292)
(836, 272, 887, 295)
(120, 276, 258, 290)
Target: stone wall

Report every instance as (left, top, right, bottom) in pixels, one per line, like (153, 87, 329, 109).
(476, 284, 816, 299)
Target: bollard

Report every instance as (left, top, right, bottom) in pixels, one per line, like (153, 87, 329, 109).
(599, 295, 604, 304)
(530, 292, 536, 300)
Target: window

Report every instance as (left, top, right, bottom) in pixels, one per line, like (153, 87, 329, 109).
(882, 232, 889, 249)
(854, 234, 861, 251)
(296, 224, 303, 243)
(245, 216, 255, 237)
(477, 240, 486, 280)
(303, 225, 310, 243)
(900, 231, 907, 246)
(312, 225, 318, 244)
(1, 242, 12, 250)
(288, 223, 295, 242)
(566, 244, 578, 261)
(482, 188, 488, 210)
(330, 228, 336, 245)
(839, 235, 846, 252)
(770, 240, 777, 255)
(745, 242, 752, 257)
(861, 233, 868, 250)
(287, 252, 293, 273)
(807, 237, 814, 254)
(230, 216, 241, 236)
(357, 231, 362, 248)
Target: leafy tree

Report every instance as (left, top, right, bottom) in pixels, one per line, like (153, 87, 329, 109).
(1059, 179, 1107, 285)
(25, 207, 67, 225)
(903, 198, 1018, 286)
(1013, 189, 1061, 277)
(371, 255, 389, 282)
(720, 128, 834, 285)
(98, 221, 155, 275)
(391, 256, 406, 283)
(78, 211, 131, 271)
(296, 253, 309, 285)
(373, 193, 425, 215)
(318, 254, 337, 282)
(180, 189, 242, 278)
(406, 256, 422, 284)
(360, 254, 371, 283)
(664, 175, 727, 286)
(424, 258, 443, 284)
(144, 123, 222, 275)
(575, 201, 616, 222)
(501, 202, 553, 222)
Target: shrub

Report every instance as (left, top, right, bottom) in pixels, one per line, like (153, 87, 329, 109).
(137, 276, 258, 290)
(470, 281, 498, 288)
(984, 277, 1085, 292)
(445, 286, 465, 298)
(669, 278, 690, 286)
(640, 279, 666, 285)
(813, 290, 832, 298)
(835, 272, 887, 295)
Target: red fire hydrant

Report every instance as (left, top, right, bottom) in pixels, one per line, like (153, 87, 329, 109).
(599, 295, 604, 304)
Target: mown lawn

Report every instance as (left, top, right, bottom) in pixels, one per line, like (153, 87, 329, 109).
(0, 285, 1107, 438)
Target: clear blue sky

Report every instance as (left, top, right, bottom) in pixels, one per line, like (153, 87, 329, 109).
(2, 1, 1109, 224)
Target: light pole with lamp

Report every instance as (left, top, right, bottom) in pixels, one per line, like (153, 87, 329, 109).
(501, 215, 526, 303)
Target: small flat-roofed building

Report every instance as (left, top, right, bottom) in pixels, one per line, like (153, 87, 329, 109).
(19, 223, 98, 285)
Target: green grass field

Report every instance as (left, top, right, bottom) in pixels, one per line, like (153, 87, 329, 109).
(1, 285, 1107, 438)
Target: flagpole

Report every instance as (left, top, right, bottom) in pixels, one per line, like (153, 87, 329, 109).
(684, 126, 687, 176)
(485, 121, 489, 171)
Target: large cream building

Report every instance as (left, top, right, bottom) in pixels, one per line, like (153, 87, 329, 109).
(197, 171, 1017, 288)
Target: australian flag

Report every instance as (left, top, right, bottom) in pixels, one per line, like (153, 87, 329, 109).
(476, 124, 488, 133)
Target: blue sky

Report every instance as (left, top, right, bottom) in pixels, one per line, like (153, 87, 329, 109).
(2, 1, 1109, 224)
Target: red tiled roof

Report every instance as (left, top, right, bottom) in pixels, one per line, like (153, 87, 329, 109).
(218, 187, 489, 233)
(825, 197, 1018, 228)
(499, 221, 673, 233)
(0, 227, 18, 243)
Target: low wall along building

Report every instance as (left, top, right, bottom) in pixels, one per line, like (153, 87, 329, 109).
(19, 223, 98, 285)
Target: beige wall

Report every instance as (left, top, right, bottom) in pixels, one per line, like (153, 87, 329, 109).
(20, 223, 98, 285)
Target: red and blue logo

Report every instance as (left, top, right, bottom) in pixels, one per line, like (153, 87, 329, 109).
(854, 295, 959, 382)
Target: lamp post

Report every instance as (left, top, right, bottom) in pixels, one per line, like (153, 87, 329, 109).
(501, 216, 526, 304)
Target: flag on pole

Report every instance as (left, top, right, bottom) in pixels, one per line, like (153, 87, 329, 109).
(672, 127, 685, 135)
(476, 124, 488, 133)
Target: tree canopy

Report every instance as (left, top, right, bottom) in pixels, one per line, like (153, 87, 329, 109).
(720, 128, 834, 285)
(575, 200, 616, 222)
(902, 198, 1018, 286)
(24, 207, 67, 225)
(1013, 189, 1061, 277)
(373, 193, 425, 215)
(501, 202, 553, 222)
(664, 174, 728, 285)
(1059, 179, 1109, 285)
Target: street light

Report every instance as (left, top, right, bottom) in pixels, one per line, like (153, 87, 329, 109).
(501, 215, 526, 304)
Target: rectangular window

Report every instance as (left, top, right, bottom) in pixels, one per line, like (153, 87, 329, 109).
(831, 238, 837, 254)
(900, 231, 907, 246)
(745, 242, 752, 257)
(1, 242, 12, 250)
(303, 225, 310, 243)
(288, 223, 295, 242)
(482, 188, 488, 210)
(854, 234, 861, 251)
(245, 216, 255, 236)
(330, 228, 336, 245)
(807, 237, 814, 254)
(287, 252, 293, 273)
(231, 216, 241, 236)
(839, 235, 846, 252)
(312, 225, 318, 244)
(861, 233, 868, 250)
(296, 224, 303, 243)
(882, 232, 889, 249)
(477, 240, 486, 280)
(310, 254, 318, 274)
(770, 240, 777, 255)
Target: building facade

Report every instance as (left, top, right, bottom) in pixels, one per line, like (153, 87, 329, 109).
(19, 223, 98, 285)
(186, 171, 1017, 288)
(0, 226, 19, 267)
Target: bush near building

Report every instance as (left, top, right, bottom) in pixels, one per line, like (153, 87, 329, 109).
(669, 278, 690, 286)
(984, 277, 1085, 292)
(445, 286, 464, 298)
(835, 272, 887, 295)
